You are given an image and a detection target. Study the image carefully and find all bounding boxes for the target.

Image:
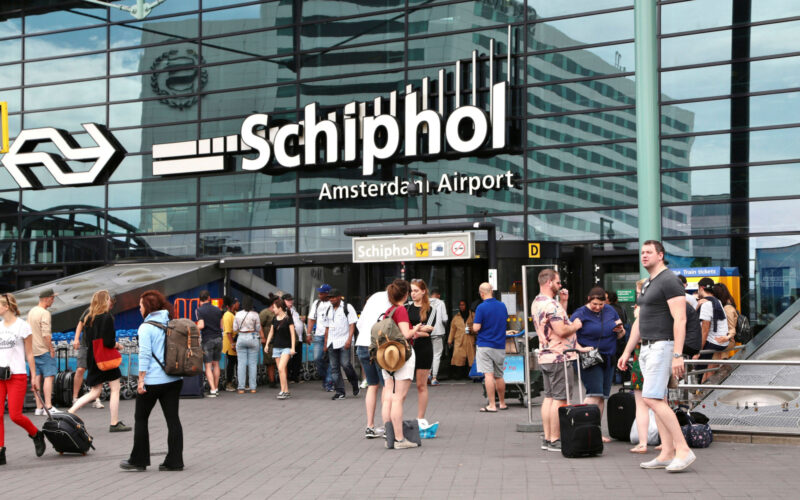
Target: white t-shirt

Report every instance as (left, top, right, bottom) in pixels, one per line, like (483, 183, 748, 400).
(0, 318, 33, 375)
(699, 299, 729, 347)
(309, 299, 332, 337)
(356, 292, 392, 347)
(322, 303, 358, 349)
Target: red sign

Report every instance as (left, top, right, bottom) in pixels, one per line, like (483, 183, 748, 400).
(451, 240, 466, 256)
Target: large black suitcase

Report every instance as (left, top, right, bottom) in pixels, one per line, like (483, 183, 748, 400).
(558, 350, 603, 458)
(607, 387, 636, 441)
(35, 391, 94, 455)
(179, 374, 205, 398)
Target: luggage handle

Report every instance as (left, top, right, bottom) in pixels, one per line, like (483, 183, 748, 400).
(32, 388, 53, 420)
(562, 348, 584, 404)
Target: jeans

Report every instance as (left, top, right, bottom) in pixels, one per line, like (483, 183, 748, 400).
(328, 346, 358, 394)
(128, 379, 183, 468)
(312, 336, 331, 386)
(431, 336, 444, 378)
(236, 334, 260, 390)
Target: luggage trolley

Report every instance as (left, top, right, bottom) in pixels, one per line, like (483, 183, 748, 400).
(476, 331, 543, 406)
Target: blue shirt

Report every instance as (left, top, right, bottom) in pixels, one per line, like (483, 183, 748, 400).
(570, 304, 620, 355)
(138, 310, 182, 386)
(473, 298, 508, 350)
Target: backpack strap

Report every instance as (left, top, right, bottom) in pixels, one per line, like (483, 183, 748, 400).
(143, 320, 168, 371)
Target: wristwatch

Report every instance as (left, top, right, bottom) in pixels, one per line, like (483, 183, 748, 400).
(672, 353, 682, 359)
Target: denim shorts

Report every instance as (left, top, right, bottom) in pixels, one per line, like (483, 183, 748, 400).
(34, 353, 57, 377)
(639, 340, 674, 399)
(272, 347, 292, 358)
(579, 354, 614, 398)
(202, 337, 223, 363)
(356, 346, 383, 387)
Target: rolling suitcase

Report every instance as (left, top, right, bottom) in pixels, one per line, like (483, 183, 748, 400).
(34, 390, 94, 455)
(607, 387, 636, 441)
(179, 374, 205, 398)
(558, 350, 603, 458)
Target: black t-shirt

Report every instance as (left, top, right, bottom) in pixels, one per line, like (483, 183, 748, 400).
(638, 269, 685, 341)
(196, 302, 223, 341)
(271, 316, 293, 349)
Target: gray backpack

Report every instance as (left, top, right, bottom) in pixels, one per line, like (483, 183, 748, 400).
(369, 307, 411, 363)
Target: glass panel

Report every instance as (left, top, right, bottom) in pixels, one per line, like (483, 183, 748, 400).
(110, 75, 150, 102)
(202, 29, 293, 64)
(201, 86, 297, 121)
(110, 41, 200, 77)
(663, 199, 800, 237)
(116, 123, 199, 155)
(408, 1, 522, 37)
(528, 208, 638, 241)
(523, 0, 631, 19)
(108, 206, 196, 233)
(203, 4, 286, 38)
(527, 76, 636, 116)
(299, 222, 372, 252)
(25, 8, 104, 34)
(663, 237, 731, 269)
(408, 26, 520, 69)
(22, 185, 105, 212)
(662, 169, 727, 203)
(0, 63, 20, 88)
(301, 41, 405, 80)
(302, 0, 403, 17)
(0, 38, 22, 64)
(21, 237, 106, 264)
(529, 10, 634, 52)
(661, 165, 800, 201)
(751, 55, 800, 93)
(753, 0, 800, 22)
(108, 155, 150, 182)
(22, 211, 107, 238)
(136, 234, 196, 257)
(201, 58, 295, 93)
(527, 110, 637, 147)
(24, 105, 105, 130)
(527, 175, 637, 211)
(749, 163, 800, 198)
(110, 100, 198, 128)
(110, 0, 198, 21)
(661, 0, 732, 34)
(299, 70, 402, 108)
(527, 42, 635, 84)
(0, 17, 22, 38)
(661, 64, 730, 101)
(108, 178, 197, 208)
(199, 199, 295, 230)
(198, 228, 296, 256)
(199, 172, 296, 202)
(25, 53, 106, 85)
(661, 133, 729, 169)
(661, 31, 730, 69)
(299, 189, 403, 224)
(1, 89, 20, 113)
(753, 234, 800, 323)
(25, 80, 106, 111)
(25, 28, 106, 59)
(303, 11, 403, 50)
(110, 15, 198, 49)
(750, 92, 800, 128)
(528, 142, 636, 179)
(752, 19, 800, 58)
(661, 99, 727, 135)
(750, 127, 800, 163)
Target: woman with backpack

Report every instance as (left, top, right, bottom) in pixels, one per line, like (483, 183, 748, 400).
(234, 296, 264, 394)
(68, 289, 130, 433)
(120, 289, 183, 471)
(408, 279, 435, 420)
(379, 280, 418, 450)
(264, 297, 296, 399)
(0, 293, 46, 465)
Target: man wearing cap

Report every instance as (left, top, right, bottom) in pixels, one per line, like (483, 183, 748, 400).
(282, 294, 304, 383)
(307, 284, 333, 391)
(322, 290, 360, 400)
(28, 289, 62, 415)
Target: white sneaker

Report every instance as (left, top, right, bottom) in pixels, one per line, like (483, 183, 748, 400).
(92, 399, 105, 409)
(207, 391, 218, 398)
(666, 451, 697, 472)
(35, 408, 45, 416)
(359, 379, 368, 389)
(47, 407, 63, 414)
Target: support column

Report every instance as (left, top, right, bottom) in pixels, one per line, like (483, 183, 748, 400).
(634, 0, 661, 277)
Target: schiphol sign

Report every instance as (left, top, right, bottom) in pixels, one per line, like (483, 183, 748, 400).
(352, 232, 476, 263)
(1, 28, 516, 196)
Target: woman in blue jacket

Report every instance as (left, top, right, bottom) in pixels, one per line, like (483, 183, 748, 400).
(120, 290, 183, 472)
(570, 286, 623, 443)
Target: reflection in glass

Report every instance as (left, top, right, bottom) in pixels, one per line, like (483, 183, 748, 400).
(25, 8, 104, 34)
(25, 80, 106, 111)
(0, 63, 20, 88)
(304, 11, 403, 50)
(527, 175, 638, 211)
(0, 39, 22, 64)
(302, 0, 403, 17)
(25, 28, 106, 59)
(664, 200, 800, 238)
(108, 206, 196, 233)
(528, 10, 633, 52)
(299, 71, 402, 108)
(25, 53, 106, 85)
(110, 15, 198, 48)
(408, 26, 519, 68)
(528, 43, 634, 85)
(528, 142, 636, 179)
(660, 0, 732, 35)
(527, 76, 635, 116)
(200, 199, 295, 230)
(302, 41, 405, 80)
(528, 109, 637, 147)
(199, 228, 295, 256)
(22, 185, 105, 212)
(200, 172, 296, 202)
(661, 65, 730, 101)
(109, 178, 197, 208)
(528, 208, 638, 241)
(408, 1, 520, 36)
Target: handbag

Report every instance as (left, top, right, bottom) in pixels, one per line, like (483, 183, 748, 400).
(0, 365, 11, 380)
(579, 348, 604, 370)
(92, 338, 121, 371)
(678, 410, 713, 448)
(384, 419, 422, 449)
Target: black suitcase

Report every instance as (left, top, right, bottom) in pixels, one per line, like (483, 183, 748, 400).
(607, 387, 636, 441)
(558, 350, 603, 458)
(35, 391, 94, 455)
(179, 374, 205, 398)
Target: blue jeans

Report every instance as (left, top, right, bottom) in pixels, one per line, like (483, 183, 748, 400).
(236, 334, 260, 390)
(312, 336, 331, 386)
(328, 346, 358, 394)
(356, 346, 383, 387)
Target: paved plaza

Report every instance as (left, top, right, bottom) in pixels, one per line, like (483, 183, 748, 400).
(2, 380, 800, 499)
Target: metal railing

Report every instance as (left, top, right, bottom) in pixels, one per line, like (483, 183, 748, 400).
(677, 358, 800, 395)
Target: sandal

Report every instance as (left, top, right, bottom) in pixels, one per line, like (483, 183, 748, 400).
(630, 444, 648, 454)
(479, 406, 497, 413)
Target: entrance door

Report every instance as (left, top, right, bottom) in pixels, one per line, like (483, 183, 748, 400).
(597, 261, 639, 326)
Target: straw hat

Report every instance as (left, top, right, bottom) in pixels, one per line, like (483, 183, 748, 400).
(376, 340, 408, 372)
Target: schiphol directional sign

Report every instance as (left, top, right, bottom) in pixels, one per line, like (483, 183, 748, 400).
(352, 232, 476, 263)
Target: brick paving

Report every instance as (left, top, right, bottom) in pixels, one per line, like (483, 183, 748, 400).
(2, 380, 800, 499)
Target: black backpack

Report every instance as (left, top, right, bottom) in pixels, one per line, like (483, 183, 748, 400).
(734, 311, 752, 344)
(683, 303, 702, 356)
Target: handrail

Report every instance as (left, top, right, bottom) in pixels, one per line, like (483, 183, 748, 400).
(683, 359, 800, 366)
(677, 356, 800, 403)
(678, 384, 800, 391)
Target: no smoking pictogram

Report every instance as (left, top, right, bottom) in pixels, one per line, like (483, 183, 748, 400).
(451, 240, 466, 256)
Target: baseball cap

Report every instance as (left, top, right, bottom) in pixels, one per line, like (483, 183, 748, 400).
(316, 284, 332, 293)
(697, 277, 715, 290)
(282, 293, 294, 301)
(39, 288, 58, 298)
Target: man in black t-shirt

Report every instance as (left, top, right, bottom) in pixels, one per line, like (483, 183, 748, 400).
(195, 290, 223, 397)
(618, 240, 695, 473)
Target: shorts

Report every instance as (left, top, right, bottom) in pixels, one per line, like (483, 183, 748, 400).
(272, 347, 292, 358)
(476, 347, 505, 378)
(356, 346, 383, 387)
(382, 350, 416, 381)
(77, 346, 88, 369)
(540, 359, 575, 401)
(579, 354, 614, 398)
(639, 340, 674, 400)
(202, 337, 223, 363)
(34, 353, 57, 377)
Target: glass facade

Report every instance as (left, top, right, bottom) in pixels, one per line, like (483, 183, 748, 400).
(1, 1, 799, 325)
